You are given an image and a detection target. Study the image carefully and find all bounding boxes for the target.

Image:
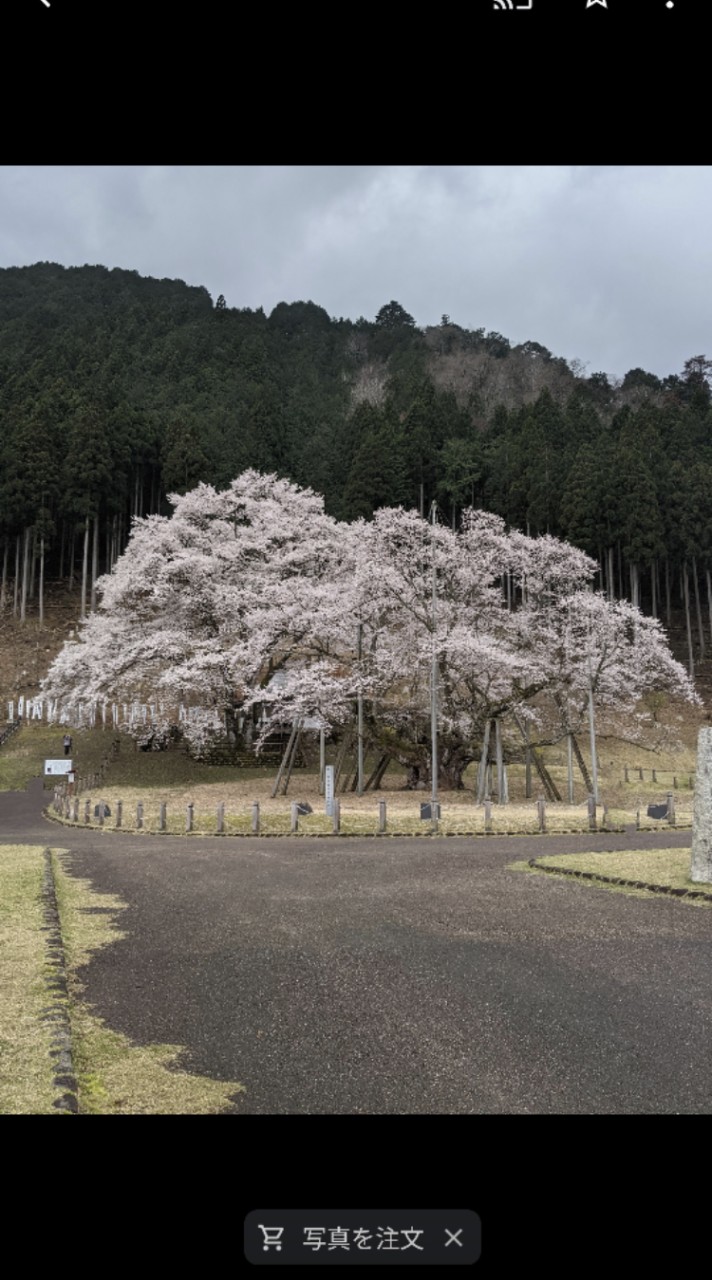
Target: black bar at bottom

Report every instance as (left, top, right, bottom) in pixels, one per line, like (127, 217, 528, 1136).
(244, 1209, 481, 1265)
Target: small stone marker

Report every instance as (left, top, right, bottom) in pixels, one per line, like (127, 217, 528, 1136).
(691, 728, 712, 882)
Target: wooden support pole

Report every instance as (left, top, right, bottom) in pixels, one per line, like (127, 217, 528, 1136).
(186, 803, 194, 833)
(159, 802, 166, 832)
(252, 802, 260, 834)
(378, 800, 386, 833)
(217, 802, 225, 834)
(116, 800, 122, 829)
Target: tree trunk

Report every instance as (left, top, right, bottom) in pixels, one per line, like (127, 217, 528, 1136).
(28, 527, 37, 601)
(39, 535, 44, 629)
(651, 558, 657, 619)
(0, 543, 7, 611)
(68, 529, 76, 591)
(706, 569, 712, 651)
(13, 534, 20, 617)
(692, 555, 705, 659)
(59, 521, 65, 583)
(684, 561, 695, 680)
(81, 518, 90, 621)
(20, 527, 30, 623)
(91, 514, 99, 611)
(630, 562, 640, 609)
(607, 546, 615, 601)
(665, 556, 671, 628)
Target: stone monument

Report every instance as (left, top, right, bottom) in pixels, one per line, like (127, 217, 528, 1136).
(691, 727, 712, 883)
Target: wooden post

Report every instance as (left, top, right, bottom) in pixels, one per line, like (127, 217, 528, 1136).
(636, 809, 640, 830)
(525, 722, 532, 799)
(638, 767, 643, 780)
(159, 802, 166, 832)
(332, 797, 341, 835)
(588, 793, 597, 831)
(495, 719, 504, 804)
(116, 799, 122, 829)
(97, 803, 104, 827)
(291, 802, 299, 833)
(217, 802, 225, 834)
(567, 733, 574, 804)
(319, 728, 325, 795)
(484, 799, 493, 832)
(667, 791, 675, 825)
(673, 776, 678, 789)
(251, 802, 260, 834)
(136, 801, 143, 829)
(476, 720, 492, 803)
(624, 765, 629, 783)
(652, 769, 657, 783)
(72, 798, 79, 822)
(186, 803, 194, 833)
(378, 800, 386, 833)
(84, 799, 90, 825)
(537, 796, 546, 833)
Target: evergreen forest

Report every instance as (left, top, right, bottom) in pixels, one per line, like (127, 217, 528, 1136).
(1, 261, 711, 675)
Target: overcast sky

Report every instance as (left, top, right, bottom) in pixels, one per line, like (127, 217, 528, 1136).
(1, 165, 709, 381)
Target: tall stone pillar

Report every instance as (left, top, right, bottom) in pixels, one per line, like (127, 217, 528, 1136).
(691, 728, 712, 883)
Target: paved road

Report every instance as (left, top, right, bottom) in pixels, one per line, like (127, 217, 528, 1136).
(2, 780, 709, 1114)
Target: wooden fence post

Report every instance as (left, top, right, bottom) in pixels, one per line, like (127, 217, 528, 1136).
(332, 798, 341, 835)
(84, 799, 90, 825)
(72, 798, 79, 822)
(588, 793, 597, 831)
(251, 802, 260, 835)
(667, 791, 675, 825)
(485, 799, 493, 833)
(290, 802, 299, 833)
(216, 802, 224, 834)
(136, 801, 143, 829)
(159, 802, 166, 832)
(537, 796, 546, 833)
(116, 799, 122, 829)
(378, 800, 387, 833)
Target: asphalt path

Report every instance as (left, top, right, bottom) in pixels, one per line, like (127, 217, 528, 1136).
(3, 778, 710, 1114)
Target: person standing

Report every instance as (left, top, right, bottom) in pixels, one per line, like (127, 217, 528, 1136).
(63, 734, 72, 757)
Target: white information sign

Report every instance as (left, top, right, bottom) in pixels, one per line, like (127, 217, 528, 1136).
(44, 759, 73, 776)
(324, 765, 335, 816)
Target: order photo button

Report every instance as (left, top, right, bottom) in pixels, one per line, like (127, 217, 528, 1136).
(244, 1209, 481, 1265)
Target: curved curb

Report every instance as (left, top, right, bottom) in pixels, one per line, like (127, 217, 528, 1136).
(44, 808, 650, 840)
(528, 857, 712, 902)
(41, 849, 79, 1113)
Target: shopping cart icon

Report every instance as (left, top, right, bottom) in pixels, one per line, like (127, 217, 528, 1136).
(258, 1225, 284, 1252)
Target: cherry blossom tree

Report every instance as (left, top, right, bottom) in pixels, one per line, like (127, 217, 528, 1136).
(43, 470, 697, 784)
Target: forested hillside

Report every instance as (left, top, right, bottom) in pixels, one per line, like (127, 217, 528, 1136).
(1, 262, 711, 676)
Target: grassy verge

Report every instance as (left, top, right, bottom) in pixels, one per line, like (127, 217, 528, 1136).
(0, 845, 57, 1113)
(52, 851, 245, 1113)
(0, 722, 112, 792)
(513, 847, 712, 904)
